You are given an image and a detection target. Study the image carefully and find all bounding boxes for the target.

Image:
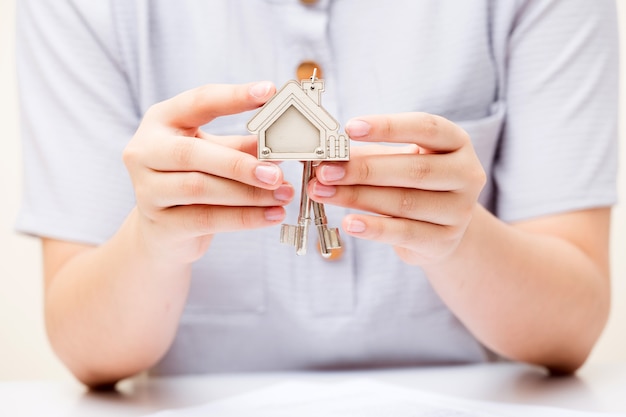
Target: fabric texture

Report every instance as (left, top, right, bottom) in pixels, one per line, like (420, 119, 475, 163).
(15, 0, 619, 375)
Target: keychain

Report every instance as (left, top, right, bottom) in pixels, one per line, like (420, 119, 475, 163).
(247, 69, 350, 257)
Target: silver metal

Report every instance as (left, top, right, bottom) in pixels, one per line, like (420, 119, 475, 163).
(249, 68, 348, 256)
(280, 162, 342, 256)
(310, 166, 341, 258)
(280, 162, 313, 255)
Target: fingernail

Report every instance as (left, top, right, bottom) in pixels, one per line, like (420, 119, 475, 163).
(319, 164, 345, 182)
(346, 219, 366, 233)
(255, 164, 280, 185)
(273, 184, 293, 202)
(249, 81, 273, 99)
(346, 119, 371, 138)
(264, 207, 285, 222)
(311, 182, 336, 198)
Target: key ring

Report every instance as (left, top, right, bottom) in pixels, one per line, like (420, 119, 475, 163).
(247, 69, 350, 256)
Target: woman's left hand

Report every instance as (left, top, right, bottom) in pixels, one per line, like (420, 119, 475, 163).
(310, 112, 486, 266)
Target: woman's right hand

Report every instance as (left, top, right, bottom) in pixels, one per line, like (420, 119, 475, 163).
(122, 82, 294, 265)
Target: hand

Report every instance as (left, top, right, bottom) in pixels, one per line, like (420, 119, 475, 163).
(310, 113, 486, 266)
(122, 82, 294, 264)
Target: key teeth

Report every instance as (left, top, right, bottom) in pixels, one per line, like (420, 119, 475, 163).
(322, 227, 342, 249)
(318, 227, 342, 258)
(280, 224, 298, 246)
(280, 224, 309, 255)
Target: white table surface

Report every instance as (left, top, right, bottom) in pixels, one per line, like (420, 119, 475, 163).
(1, 362, 625, 416)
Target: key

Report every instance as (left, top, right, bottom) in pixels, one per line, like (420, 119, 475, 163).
(310, 166, 341, 258)
(248, 67, 349, 257)
(280, 162, 342, 256)
(280, 161, 313, 255)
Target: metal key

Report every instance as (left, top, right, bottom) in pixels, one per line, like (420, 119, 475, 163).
(280, 162, 342, 256)
(310, 165, 342, 258)
(250, 68, 348, 256)
(280, 161, 313, 255)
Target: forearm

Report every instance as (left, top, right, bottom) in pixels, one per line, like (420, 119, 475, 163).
(423, 206, 610, 373)
(41, 82, 284, 387)
(44, 208, 192, 387)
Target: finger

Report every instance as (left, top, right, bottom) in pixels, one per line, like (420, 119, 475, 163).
(309, 180, 467, 226)
(137, 135, 285, 189)
(316, 152, 467, 191)
(162, 204, 287, 237)
(345, 113, 469, 153)
(200, 133, 259, 156)
(340, 214, 459, 265)
(142, 171, 294, 208)
(146, 81, 276, 132)
(348, 143, 419, 157)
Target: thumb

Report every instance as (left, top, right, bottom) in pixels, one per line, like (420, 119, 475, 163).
(146, 81, 275, 131)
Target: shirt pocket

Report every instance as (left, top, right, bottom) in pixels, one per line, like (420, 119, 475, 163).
(455, 101, 505, 169)
(453, 101, 506, 208)
(183, 230, 268, 316)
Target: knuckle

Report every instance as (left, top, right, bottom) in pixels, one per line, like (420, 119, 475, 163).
(230, 153, 249, 179)
(357, 160, 372, 183)
(461, 162, 487, 198)
(122, 144, 139, 168)
(181, 172, 208, 199)
(187, 86, 210, 111)
(344, 186, 361, 207)
(474, 165, 487, 189)
(144, 102, 163, 120)
(245, 184, 265, 204)
(459, 129, 472, 145)
(407, 158, 431, 182)
(381, 118, 393, 139)
(190, 208, 216, 233)
(237, 208, 256, 229)
(398, 190, 419, 218)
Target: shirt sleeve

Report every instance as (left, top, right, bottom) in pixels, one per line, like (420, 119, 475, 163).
(15, 0, 139, 244)
(493, 0, 620, 222)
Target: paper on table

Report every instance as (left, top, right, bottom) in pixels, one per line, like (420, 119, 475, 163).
(145, 379, 624, 417)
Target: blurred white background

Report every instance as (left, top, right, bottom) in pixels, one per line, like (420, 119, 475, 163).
(1, 1, 625, 381)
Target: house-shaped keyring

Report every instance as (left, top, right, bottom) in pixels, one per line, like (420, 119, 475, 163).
(247, 70, 350, 257)
(247, 71, 349, 161)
